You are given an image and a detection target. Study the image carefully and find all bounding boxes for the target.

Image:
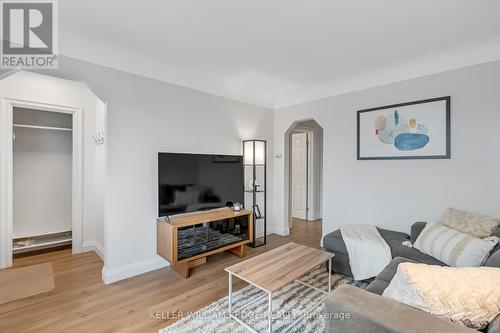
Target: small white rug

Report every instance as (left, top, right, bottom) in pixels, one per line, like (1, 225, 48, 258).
(160, 266, 368, 333)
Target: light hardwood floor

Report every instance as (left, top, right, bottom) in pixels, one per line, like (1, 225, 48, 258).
(0, 219, 322, 333)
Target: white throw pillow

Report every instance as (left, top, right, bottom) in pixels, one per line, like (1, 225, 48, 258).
(382, 263, 500, 329)
(442, 207, 500, 238)
(414, 223, 498, 267)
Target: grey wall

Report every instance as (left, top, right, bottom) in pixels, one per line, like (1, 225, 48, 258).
(273, 60, 500, 238)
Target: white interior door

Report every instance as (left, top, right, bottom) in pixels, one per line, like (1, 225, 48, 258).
(292, 132, 307, 220)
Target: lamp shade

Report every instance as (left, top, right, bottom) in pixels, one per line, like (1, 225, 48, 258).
(243, 140, 266, 165)
(243, 141, 253, 165)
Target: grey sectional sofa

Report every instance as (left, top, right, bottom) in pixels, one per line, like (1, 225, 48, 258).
(325, 283, 478, 333)
(323, 222, 500, 333)
(323, 222, 500, 276)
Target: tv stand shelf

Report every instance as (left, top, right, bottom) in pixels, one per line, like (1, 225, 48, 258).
(157, 207, 253, 278)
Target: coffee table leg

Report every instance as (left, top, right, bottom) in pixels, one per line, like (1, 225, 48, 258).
(328, 258, 332, 294)
(228, 272, 232, 315)
(268, 292, 272, 333)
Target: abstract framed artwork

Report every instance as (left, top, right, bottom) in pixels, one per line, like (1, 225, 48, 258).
(357, 96, 450, 160)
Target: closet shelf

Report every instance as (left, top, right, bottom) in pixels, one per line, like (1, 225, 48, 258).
(13, 124, 72, 132)
(13, 229, 72, 239)
(12, 231, 72, 254)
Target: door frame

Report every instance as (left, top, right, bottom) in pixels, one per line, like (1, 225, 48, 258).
(290, 130, 316, 221)
(0, 98, 83, 268)
(306, 131, 314, 220)
(285, 119, 323, 231)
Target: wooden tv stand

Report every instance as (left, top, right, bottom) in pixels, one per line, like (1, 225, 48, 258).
(157, 208, 253, 278)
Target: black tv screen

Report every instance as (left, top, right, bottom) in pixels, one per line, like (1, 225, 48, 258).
(158, 153, 244, 217)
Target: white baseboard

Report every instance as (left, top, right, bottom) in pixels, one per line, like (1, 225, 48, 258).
(267, 224, 289, 236)
(82, 240, 104, 261)
(101, 256, 169, 285)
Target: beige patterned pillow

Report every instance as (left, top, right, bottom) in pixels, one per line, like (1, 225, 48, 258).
(442, 208, 500, 238)
(383, 263, 500, 329)
(414, 223, 498, 267)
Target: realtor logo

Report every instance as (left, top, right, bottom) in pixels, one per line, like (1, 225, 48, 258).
(1, 0, 58, 68)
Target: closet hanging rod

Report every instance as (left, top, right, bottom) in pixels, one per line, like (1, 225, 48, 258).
(13, 124, 72, 132)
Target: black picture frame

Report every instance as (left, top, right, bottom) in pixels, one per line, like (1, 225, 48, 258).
(357, 96, 451, 160)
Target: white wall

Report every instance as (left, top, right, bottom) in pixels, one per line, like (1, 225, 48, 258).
(272, 60, 500, 239)
(7, 57, 498, 283)
(312, 128, 322, 220)
(18, 56, 274, 283)
(0, 71, 106, 259)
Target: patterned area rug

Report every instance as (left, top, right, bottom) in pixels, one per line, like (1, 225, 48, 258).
(160, 267, 368, 333)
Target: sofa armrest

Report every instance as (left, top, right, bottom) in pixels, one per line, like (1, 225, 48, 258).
(410, 222, 428, 243)
(325, 284, 475, 333)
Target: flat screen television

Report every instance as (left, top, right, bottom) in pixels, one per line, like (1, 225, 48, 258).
(158, 153, 244, 217)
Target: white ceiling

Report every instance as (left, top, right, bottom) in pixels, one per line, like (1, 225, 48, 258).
(60, 0, 500, 108)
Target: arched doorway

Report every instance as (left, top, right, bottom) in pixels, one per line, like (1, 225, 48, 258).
(284, 119, 324, 230)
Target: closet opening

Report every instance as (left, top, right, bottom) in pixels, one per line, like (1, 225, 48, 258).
(12, 108, 74, 257)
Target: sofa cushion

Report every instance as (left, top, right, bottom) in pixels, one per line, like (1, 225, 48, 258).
(323, 229, 348, 254)
(378, 228, 411, 244)
(488, 314, 500, 333)
(442, 207, 500, 238)
(324, 227, 411, 278)
(387, 238, 446, 266)
(323, 228, 409, 255)
(326, 250, 353, 276)
(414, 223, 499, 267)
(366, 257, 418, 295)
(365, 278, 390, 296)
(382, 263, 500, 330)
(490, 226, 500, 258)
(375, 257, 417, 283)
(485, 249, 500, 268)
(411, 222, 427, 243)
